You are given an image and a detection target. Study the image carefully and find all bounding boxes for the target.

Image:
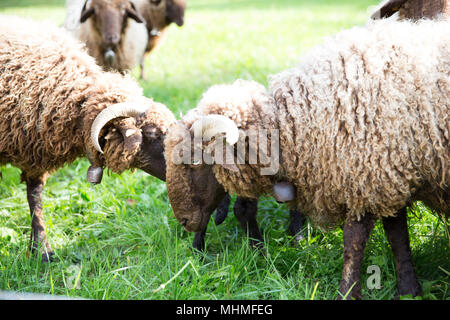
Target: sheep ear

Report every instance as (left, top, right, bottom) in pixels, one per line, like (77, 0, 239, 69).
(116, 120, 143, 154)
(80, 1, 95, 23)
(126, 2, 145, 23)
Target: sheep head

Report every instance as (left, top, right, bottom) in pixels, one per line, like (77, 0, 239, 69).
(165, 80, 279, 232)
(90, 98, 175, 181)
(80, 0, 144, 48)
(166, 0, 186, 26)
(147, 0, 186, 30)
(165, 115, 240, 232)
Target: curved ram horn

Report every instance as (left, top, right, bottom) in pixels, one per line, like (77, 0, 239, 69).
(192, 115, 239, 146)
(90, 101, 149, 153)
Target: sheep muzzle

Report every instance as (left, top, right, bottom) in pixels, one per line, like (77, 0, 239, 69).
(104, 48, 116, 65)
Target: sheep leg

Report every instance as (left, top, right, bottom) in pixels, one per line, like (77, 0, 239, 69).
(192, 228, 207, 252)
(382, 208, 422, 298)
(339, 214, 376, 300)
(214, 194, 231, 225)
(24, 174, 53, 262)
(139, 58, 146, 80)
(288, 209, 305, 242)
(233, 197, 263, 248)
(192, 194, 231, 251)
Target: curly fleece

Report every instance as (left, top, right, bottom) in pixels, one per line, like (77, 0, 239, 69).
(166, 19, 449, 229)
(0, 15, 174, 179)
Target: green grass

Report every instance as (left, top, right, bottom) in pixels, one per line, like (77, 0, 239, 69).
(0, 0, 448, 300)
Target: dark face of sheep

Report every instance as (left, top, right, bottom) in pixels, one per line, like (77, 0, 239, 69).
(80, 0, 144, 48)
(166, 156, 227, 233)
(165, 116, 239, 232)
(133, 122, 167, 181)
(149, 0, 186, 27)
(165, 0, 186, 26)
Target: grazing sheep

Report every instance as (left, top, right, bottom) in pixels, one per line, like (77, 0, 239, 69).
(64, 0, 148, 73)
(371, 0, 449, 20)
(164, 20, 449, 299)
(131, 0, 186, 79)
(0, 15, 176, 261)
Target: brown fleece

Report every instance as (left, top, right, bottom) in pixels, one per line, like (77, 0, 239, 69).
(0, 15, 175, 256)
(0, 15, 174, 176)
(397, 0, 450, 19)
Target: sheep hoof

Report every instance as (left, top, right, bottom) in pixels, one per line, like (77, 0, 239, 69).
(249, 239, 266, 256)
(41, 251, 55, 263)
(288, 233, 304, 247)
(273, 181, 296, 202)
(87, 166, 103, 184)
(192, 234, 205, 252)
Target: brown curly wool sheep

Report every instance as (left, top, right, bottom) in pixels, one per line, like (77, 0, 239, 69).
(0, 15, 175, 261)
(165, 19, 449, 298)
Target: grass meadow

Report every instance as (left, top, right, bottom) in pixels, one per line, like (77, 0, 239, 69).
(0, 0, 448, 300)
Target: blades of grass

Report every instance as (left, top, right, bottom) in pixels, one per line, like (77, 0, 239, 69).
(438, 266, 450, 277)
(153, 260, 199, 293)
(310, 281, 320, 300)
(71, 266, 82, 293)
(50, 273, 54, 296)
(337, 281, 357, 300)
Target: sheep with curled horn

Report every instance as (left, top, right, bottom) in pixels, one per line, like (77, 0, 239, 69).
(131, 0, 186, 79)
(164, 20, 450, 299)
(0, 16, 175, 261)
(64, 0, 148, 74)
